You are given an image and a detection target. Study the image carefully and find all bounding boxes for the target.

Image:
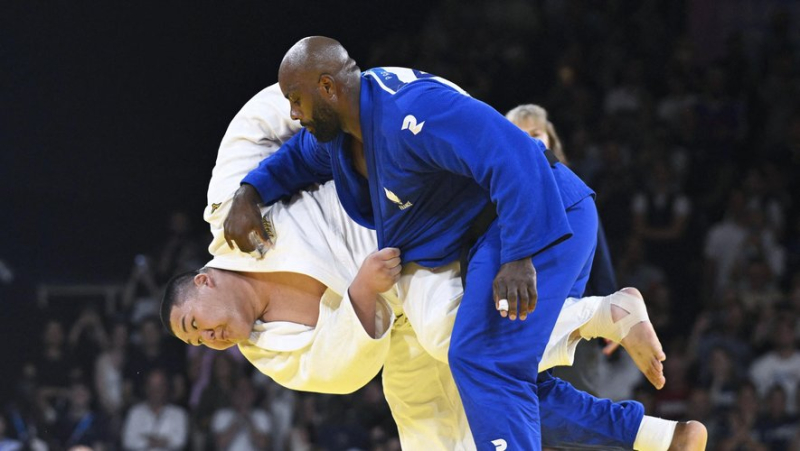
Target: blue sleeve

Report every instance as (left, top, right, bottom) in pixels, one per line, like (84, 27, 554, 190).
(241, 129, 333, 205)
(394, 82, 572, 264)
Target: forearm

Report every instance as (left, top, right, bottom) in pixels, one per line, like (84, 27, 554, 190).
(347, 284, 378, 338)
(241, 130, 332, 206)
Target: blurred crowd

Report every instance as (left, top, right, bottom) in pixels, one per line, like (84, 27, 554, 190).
(2, 1, 800, 450)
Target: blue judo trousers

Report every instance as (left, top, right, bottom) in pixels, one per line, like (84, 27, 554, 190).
(451, 197, 643, 450)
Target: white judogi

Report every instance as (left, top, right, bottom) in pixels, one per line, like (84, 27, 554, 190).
(202, 85, 604, 450)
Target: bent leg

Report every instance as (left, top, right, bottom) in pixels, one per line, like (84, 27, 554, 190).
(538, 372, 643, 449)
(449, 198, 598, 450)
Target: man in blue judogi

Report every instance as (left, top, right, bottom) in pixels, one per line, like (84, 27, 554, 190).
(224, 37, 681, 450)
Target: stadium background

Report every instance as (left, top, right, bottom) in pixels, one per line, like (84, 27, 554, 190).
(2, 0, 800, 449)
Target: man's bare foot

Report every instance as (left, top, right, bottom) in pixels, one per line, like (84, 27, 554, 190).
(668, 421, 708, 450)
(614, 287, 667, 389)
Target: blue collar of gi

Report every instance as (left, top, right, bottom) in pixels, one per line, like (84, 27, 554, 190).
(358, 73, 375, 153)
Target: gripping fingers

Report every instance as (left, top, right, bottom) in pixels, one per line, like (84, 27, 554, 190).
(380, 247, 401, 259)
(388, 264, 402, 277)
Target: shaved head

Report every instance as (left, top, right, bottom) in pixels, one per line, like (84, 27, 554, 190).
(278, 36, 362, 142)
(279, 36, 357, 84)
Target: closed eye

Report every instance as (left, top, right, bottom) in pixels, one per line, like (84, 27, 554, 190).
(192, 319, 203, 346)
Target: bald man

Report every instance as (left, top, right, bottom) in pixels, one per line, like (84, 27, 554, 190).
(220, 35, 677, 449)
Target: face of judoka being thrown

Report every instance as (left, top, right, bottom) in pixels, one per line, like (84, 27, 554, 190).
(169, 270, 256, 350)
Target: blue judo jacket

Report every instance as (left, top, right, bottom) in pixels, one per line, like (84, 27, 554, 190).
(243, 68, 594, 267)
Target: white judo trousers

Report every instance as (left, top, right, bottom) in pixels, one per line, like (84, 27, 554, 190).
(202, 85, 606, 450)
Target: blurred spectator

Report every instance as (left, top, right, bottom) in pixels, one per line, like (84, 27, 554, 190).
(684, 388, 720, 449)
(750, 317, 800, 413)
(698, 346, 741, 412)
(210, 376, 272, 451)
(703, 190, 749, 296)
(5, 365, 49, 451)
(155, 211, 205, 284)
(654, 347, 691, 419)
(292, 395, 325, 448)
(754, 384, 798, 450)
(52, 381, 105, 450)
(603, 60, 650, 116)
(592, 348, 643, 402)
(590, 139, 635, 251)
(253, 374, 296, 451)
(187, 347, 247, 411)
(758, 52, 800, 152)
(67, 307, 108, 379)
(631, 158, 692, 290)
(656, 74, 697, 133)
(353, 381, 395, 443)
(121, 255, 162, 325)
(737, 258, 784, 314)
(640, 283, 674, 337)
(716, 381, 767, 451)
(123, 316, 185, 404)
(94, 320, 129, 443)
(616, 236, 666, 294)
(787, 219, 800, 282)
(121, 369, 188, 451)
(733, 206, 786, 292)
(689, 300, 752, 378)
(0, 416, 22, 451)
(742, 165, 788, 236)
(693, 65, 747, 157)
(27, 319, 72, 425)
(0, 259, 13, 285)
(194, 352, 238, 447)
(315, 397, 369, 451)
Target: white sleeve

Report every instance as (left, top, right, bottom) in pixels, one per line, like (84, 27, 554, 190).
(240, 289, 394, 394)
(205, 84, 302, 259)
(164, 407, 189, 450)
(206, 84, 300, 207)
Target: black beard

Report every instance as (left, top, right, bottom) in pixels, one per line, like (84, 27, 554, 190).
(310, 101, 341, 143)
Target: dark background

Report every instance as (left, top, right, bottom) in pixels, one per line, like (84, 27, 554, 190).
(2, 1, 434, 283)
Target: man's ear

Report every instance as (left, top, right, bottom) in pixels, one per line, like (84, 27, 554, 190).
(318, 74, 336, 99)
(194, 272, 212, 288)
